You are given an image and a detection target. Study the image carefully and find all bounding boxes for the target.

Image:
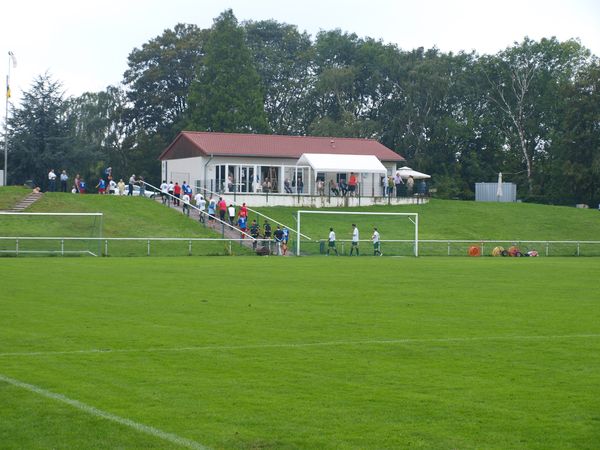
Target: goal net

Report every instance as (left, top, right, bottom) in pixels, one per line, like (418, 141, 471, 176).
(0, 212, 103, 256)
(296, 210, 418, 257)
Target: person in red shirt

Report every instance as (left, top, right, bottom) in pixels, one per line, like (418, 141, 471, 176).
(218, 197, 227, 222)
(348, 172, 358, 196)
(239, 202, 248, 218)
(173, 182, 181, 206)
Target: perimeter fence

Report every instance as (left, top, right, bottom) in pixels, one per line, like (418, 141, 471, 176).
(1, 237, 599, 257)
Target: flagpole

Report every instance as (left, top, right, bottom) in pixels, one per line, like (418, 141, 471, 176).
(4, 51, 16, 187)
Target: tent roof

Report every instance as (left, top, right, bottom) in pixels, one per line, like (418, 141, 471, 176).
(396, 166, 431, 179)
(297, 153, 387, 174)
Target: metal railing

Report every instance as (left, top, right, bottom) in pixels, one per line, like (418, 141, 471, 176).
(2, 237, 599, 257)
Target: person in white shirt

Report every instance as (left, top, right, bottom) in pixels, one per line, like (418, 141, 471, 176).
(227, 204, 236, 225)
(327, 227, 338, 256)
(160, 180, 169, 204)
(350, 224, 359, 256)
(108, 178, 117, 195)
(48, 169, 57, 192)
(182, 193, 191, 216)
(194, 192, 206, 222)
(372, 227, 382, 256)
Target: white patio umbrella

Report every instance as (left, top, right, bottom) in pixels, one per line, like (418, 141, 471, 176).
(396, 166, 431, 180)
(496, 172, 503, 200)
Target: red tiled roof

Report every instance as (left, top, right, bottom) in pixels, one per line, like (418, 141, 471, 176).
(159, 131, 404, 162)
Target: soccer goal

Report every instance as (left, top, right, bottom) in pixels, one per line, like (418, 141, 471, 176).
(296, 210, 419, 257)
(0, 212, 103, 256)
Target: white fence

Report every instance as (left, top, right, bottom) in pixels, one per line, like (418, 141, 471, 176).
(1, 237, 600, 257)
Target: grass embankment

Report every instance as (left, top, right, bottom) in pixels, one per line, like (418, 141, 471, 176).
(2, 188, 600, 256)
(1, 257, 599, 449)
(254, 199, 600, 241)
(0, 189, 250, 256)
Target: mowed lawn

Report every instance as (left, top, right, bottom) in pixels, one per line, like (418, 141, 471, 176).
(1, 257, 600, 449)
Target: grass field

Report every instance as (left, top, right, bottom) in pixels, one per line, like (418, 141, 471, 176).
(2, 257, 599, 449)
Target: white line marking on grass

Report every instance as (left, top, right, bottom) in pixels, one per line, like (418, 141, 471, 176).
(1, 334, 599, 358)
(0, 374, 209, 450)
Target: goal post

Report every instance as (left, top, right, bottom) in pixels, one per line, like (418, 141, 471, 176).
(296, 210, 418, 257)
(0, 212, 103, 256)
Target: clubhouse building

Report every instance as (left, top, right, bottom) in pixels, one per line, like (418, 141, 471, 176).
(159, 131, 426, 207)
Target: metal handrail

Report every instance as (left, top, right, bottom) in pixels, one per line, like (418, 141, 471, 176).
(192, 184, 311, 241)
(141, 181, 255, 240)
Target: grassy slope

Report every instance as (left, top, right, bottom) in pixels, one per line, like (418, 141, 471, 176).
(2, 188, 600, 240)
(1, 257, 599, 449)
(253, 199, 600, 241)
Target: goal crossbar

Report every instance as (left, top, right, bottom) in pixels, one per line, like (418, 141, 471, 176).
(296, 210, 419, 256)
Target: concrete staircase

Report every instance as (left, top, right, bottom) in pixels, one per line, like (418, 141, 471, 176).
(5, 191, 43, 212)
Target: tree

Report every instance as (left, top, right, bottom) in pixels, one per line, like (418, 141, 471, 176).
(479, 37, 590, 195)
(244, 19, 314, 135)
(186, 10, 269, 133)
(123, 23, 207, 138)
(7, 74, 81, 187)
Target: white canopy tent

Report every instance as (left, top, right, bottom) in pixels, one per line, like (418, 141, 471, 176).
(297, 153, 387, 176)
(396, 166, 431, 180)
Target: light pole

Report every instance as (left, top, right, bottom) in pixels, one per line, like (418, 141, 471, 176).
(4, 51, 17, 186)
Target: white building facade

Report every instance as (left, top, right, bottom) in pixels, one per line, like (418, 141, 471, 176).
(159, 131, 426, 207)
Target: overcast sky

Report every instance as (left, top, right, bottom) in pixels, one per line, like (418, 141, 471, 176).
(2, 0, 599, 104)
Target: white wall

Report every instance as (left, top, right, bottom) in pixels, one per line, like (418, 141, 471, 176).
(162, 156, 400, 198)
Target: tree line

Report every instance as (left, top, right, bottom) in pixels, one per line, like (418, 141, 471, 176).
(4, 9, 599, 205)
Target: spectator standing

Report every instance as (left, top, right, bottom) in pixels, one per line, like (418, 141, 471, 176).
(138, 176, 145, 197)
(60, 170, 68, 192)
(117, 178, 125, 195)
(250, 219, 260, 249)
(195, 192, 206, 222)
(297, 177, 304, 194)
(207, 197, 216, 221)
(406, 176, 414, 196)
(327, 227, 338, 255)
(350, 224, 360, 256)
(217, 197, 227, 222)
(238, 214, 248, 237)
(182, 181, 192, 198)
(74, 174, 81, 193)
(387, 176, 394, 197)
(316, 179, 325, 196)
(394, 171, 404, 197)
(348, 173, 357, 196)
(173, 182, 181, 205)
(168, 181, 174, 200)
(228, 204, 236, 225)
(96, 178, 106, 194)
(48, 169, 57, 192)
(79, 178, 87, 194)
(128, 174, 136, 196)
(182, 193, 191, 216)
(239, 202, 248, 219)
(263, 220, 272, 240)
(108, 178, 117, 195)
(160, 180, 169, 204)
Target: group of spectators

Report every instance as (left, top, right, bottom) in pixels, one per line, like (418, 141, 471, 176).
(46, 167, 147, 197)
(385, 172, 427, 197)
